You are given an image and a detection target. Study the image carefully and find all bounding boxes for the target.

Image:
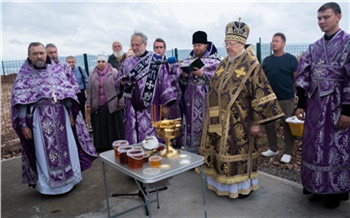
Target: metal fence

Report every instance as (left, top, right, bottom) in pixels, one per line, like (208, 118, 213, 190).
(1, 43, 309, 76)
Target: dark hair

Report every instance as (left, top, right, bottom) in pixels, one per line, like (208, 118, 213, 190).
(318, 2, 341, 15)
(273, 32, 286, 42)
(28, 42, 45, 55)
(45, 43, 57, 49)
(66, 55, 76, 61)
(153, 38, 166, 49)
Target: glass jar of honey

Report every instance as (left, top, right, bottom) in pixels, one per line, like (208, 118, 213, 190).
(112, 140, 129, 158)
(118, 145, 133, 164)
(127, 149, 144, 169)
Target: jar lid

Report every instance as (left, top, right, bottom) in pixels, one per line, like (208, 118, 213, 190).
(118, 145, 133, 153)
(112, 140, 129, 146)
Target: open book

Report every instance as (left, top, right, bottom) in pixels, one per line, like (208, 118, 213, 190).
(180, 57, 205, 74)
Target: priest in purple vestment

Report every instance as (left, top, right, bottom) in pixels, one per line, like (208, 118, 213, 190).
(118, 32, 176, 144)
(295, 2, 350, 209)
(179, 31, 222, 153)
(11, 42, 97, 195)
(153, 38, 183, 148)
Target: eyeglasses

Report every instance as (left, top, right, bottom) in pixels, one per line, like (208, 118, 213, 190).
(130, 42, 144, 48)
(223, 42, 239, 47)
(154, 46, 164, 49)
(97, 60, 106, 63)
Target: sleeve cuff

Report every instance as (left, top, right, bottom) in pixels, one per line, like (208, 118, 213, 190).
(20, 117, 27, 128)
(296, 87, 306, 109)
(341, 104, 350, 116)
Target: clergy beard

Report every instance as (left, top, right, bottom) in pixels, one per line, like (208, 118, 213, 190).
(228, 49, 245, 63)
(114, 50, 124, 58)
(33, 63, 46, 69)
(228, 56, 235, 63)
(33, 61, 46, 68)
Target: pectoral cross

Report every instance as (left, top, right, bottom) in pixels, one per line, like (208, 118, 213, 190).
(52, 92, 57, 104)
(146, 81, 154, 89)
(315, 59, 324, 77)
(317, 59, 324, 65)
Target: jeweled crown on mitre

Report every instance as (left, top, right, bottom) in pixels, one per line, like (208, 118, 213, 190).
(225, 18, 250, 44)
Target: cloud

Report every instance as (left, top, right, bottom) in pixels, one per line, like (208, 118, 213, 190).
(1, 1, 349, 60)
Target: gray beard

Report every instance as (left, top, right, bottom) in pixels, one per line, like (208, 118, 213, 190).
(114, 51, 124, 58)
(228, 56, 235, 63)
(34, 61, 45, 68)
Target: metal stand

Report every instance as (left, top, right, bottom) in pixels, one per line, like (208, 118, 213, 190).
(111, 179, 168, 216)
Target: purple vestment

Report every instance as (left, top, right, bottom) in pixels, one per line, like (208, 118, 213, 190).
(167, 62, 183, 119)
(118, 52, 176, 144)
(295, 29, 350, 194)
(11, 59, 97, 187)
(180, 42, 222, 152)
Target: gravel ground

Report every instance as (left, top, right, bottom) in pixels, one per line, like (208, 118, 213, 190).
(257, 126, 302, 184)
(259, 165, 301, 184)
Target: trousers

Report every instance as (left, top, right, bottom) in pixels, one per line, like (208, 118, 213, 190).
(265, 98, 295, 154)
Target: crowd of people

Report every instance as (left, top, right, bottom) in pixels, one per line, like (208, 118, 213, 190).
(10, 1, 349, 210)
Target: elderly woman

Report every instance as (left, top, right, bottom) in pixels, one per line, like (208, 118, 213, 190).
(86, 54, 125, 152)
(198, 19, 284, 198)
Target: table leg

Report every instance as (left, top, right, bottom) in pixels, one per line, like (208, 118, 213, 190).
(200, 166, 207, 218)
(155, 184, 160, 209)
(146, 184, 152, 218)
(102, 162, 111, 218)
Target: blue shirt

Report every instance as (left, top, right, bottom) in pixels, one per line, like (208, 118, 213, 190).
(72, 66, 89, 90)
(262, 52, 298, 100)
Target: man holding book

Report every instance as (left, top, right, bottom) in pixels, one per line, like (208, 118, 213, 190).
(179, 30, 222, 153)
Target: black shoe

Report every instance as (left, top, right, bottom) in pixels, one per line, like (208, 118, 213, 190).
(339, 193, 349, 201)
(323, 198, 341, 209)
(28, 183, 36, 188)
(303, 188, 312, 195)
(308, 194, 325, 203)
(238, 191, 253, 199)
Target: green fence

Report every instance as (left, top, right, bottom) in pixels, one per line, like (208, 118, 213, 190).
(1, 43, 309, 76)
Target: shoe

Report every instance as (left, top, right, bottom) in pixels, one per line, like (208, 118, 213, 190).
(303, 188, 312, 195)
(323, 198, 341, 209)
(238, 191, 253, 199)
(280, 154, 292, 164)
(261, 149, 279, 157)
(340, 193, 349, 201)
(28, 183, 36, 188)
(309, 194, 325, 203)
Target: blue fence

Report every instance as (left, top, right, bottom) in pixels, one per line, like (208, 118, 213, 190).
(1, 43, 309, 76)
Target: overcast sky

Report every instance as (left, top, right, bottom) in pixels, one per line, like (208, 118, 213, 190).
(1, 0, 349, 60)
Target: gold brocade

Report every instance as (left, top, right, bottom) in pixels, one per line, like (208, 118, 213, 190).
(209, 106, 220, 117)
(199, 45, 284, 186)
(235, 67, 246, 78)
(202, 165, 259, 184)
(215, 66, 225, 77)
(252, 93, 277, 107)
